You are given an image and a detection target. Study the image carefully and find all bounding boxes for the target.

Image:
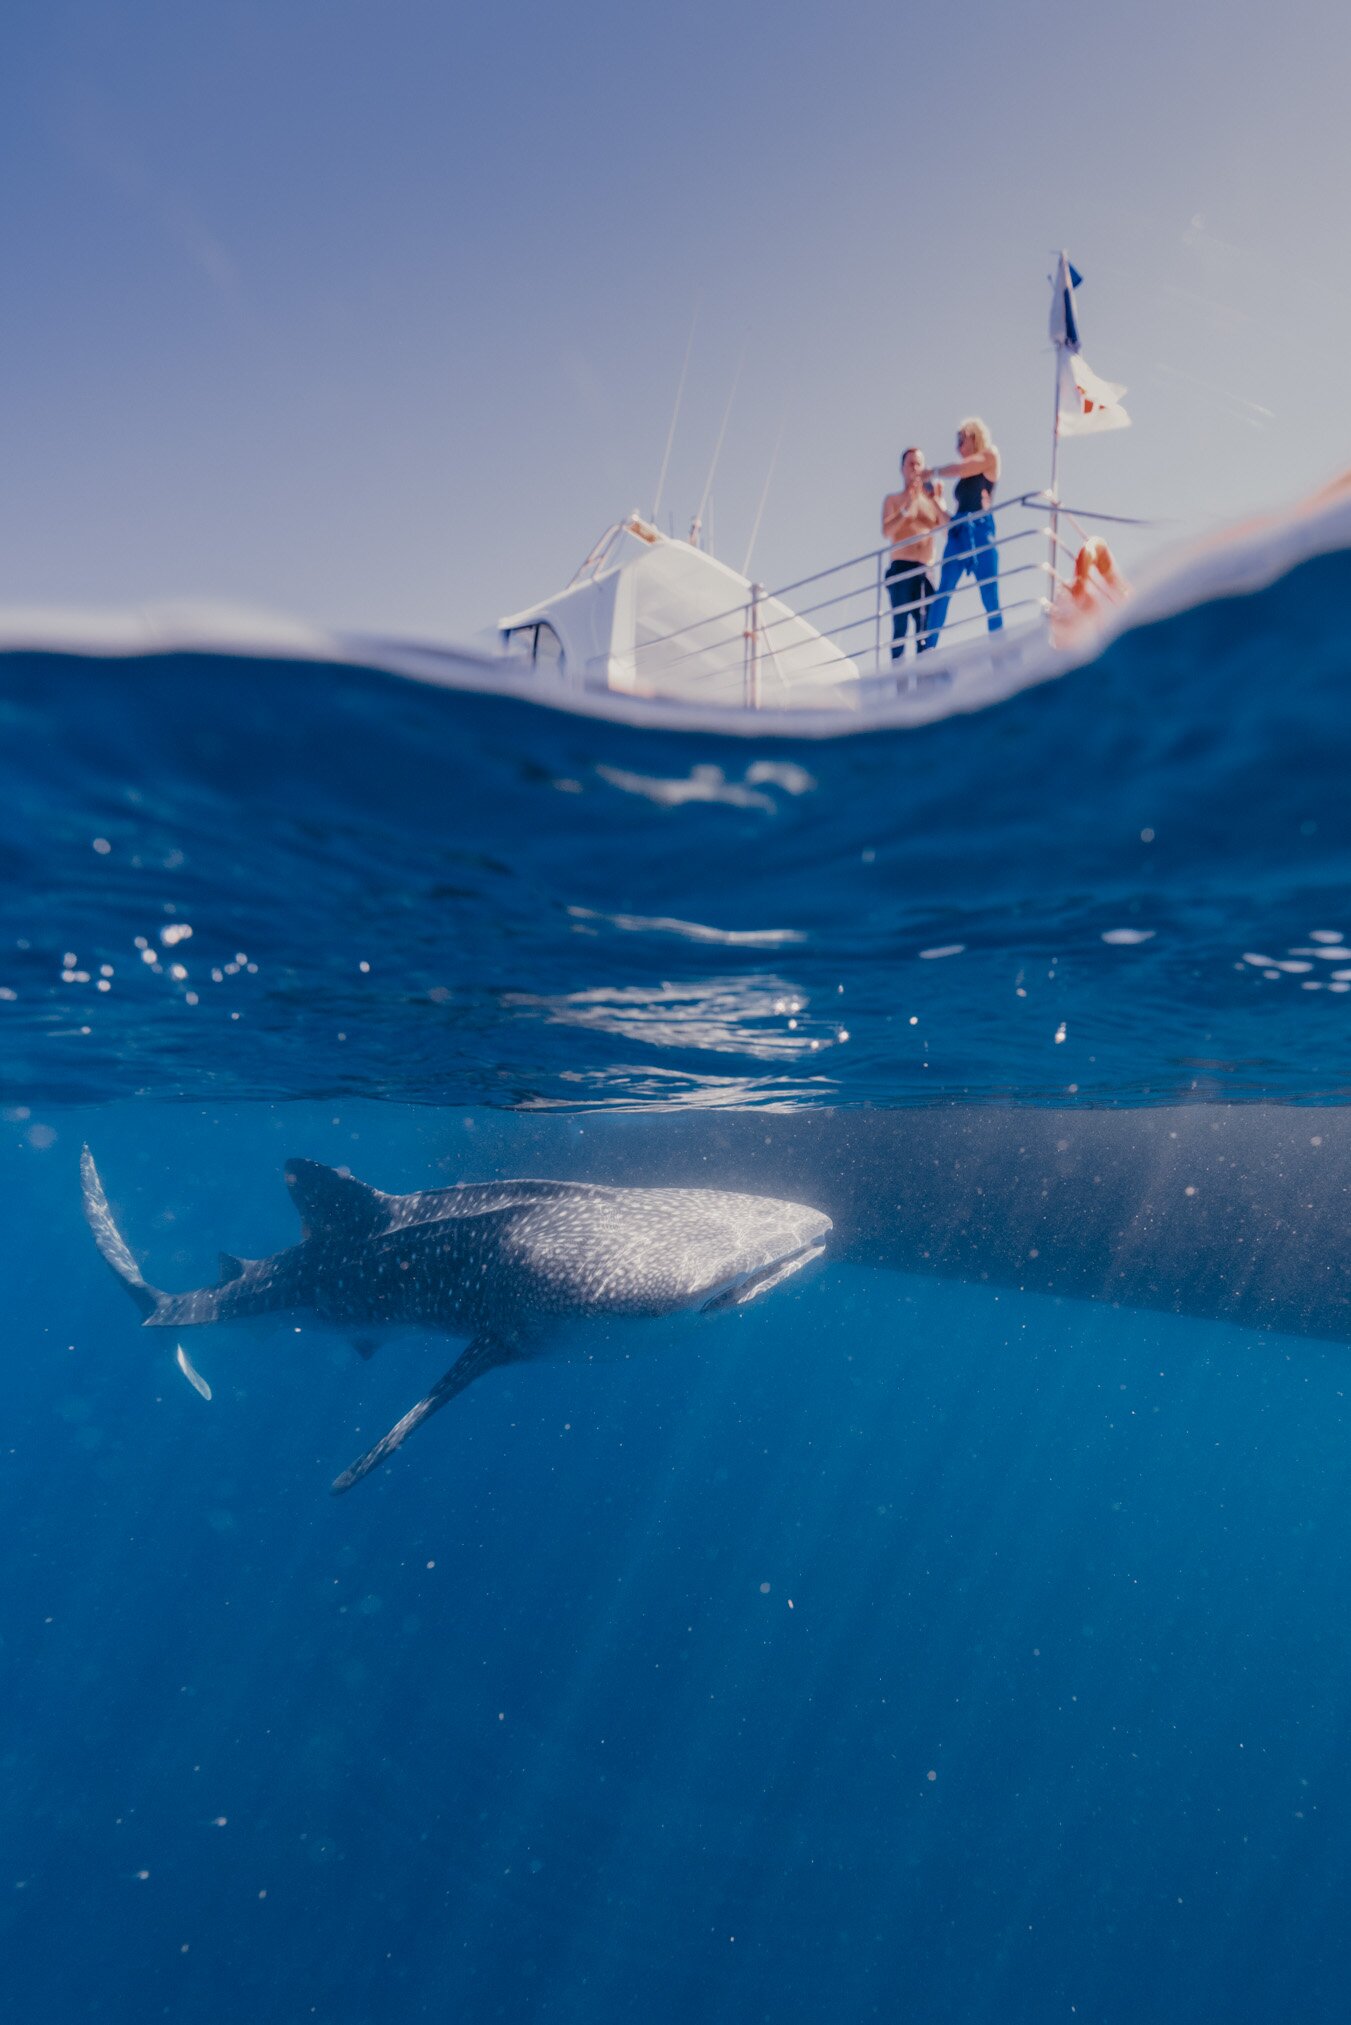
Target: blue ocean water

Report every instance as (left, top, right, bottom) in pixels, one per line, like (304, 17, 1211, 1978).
(5, 552, 1351, 2023)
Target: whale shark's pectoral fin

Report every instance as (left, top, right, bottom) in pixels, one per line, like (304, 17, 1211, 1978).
(285, 1159, 392, 1242)
(330, 1335, 510, 1495)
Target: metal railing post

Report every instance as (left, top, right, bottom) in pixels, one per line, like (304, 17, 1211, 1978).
(874, 549, 884, 668)
(745, 582, 764, 708)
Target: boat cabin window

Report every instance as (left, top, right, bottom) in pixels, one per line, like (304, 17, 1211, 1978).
(503, 621, 564, 669)
(533, 621, 562, 667)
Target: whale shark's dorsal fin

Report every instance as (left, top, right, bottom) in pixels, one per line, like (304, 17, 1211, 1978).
(284, 1160, 390, 1241)
(218, 1251, 245, 1283)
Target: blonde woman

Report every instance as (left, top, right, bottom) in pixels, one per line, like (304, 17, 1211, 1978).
(919, 418, 1003, 650)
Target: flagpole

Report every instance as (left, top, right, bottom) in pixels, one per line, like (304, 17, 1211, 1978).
(1048, 358, 1063, 604)
(1048, 250, 1065, 608)
(1044, 251, 1129, 623)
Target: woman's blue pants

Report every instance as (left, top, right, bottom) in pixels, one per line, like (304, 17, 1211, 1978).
(920, 515, 1003, 649)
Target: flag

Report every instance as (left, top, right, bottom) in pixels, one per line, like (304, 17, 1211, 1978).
(1049, 252, 1084, 350)
(1050, 251, 1130, 434)
(1056, 347, 1131, 435)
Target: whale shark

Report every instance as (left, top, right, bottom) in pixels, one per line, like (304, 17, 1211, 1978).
(79, 1149, 831, 1492)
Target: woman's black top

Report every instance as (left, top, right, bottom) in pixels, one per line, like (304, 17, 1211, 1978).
(954, 470, 994, 516)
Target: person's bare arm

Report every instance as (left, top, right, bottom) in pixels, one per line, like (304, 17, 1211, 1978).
(932, 450, 1001, 482)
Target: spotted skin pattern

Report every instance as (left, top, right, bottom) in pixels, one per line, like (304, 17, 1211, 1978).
(80, 1150, 831, 1493)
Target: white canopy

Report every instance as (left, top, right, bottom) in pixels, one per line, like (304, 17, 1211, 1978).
(499, 516, 858, 707)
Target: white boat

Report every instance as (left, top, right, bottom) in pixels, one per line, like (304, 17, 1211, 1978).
(493, 489, 1121, 717)
(489, 253, 1141, 720)
(498, 510, 860, 711)
(5, 253, 1349, 733)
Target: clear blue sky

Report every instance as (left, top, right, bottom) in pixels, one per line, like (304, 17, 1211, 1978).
(2, 0, 1346, 635)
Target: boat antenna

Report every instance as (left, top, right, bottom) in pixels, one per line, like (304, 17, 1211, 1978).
(741, 419, 785, 578)
(689, 343, 746, 550)
(652, 301, 699, 526)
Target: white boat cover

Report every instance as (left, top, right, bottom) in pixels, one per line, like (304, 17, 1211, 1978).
(498, 520, 858, 707)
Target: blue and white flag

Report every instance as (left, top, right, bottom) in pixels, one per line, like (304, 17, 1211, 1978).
(1049, 252, 1084, 350)
(1050, 253, 1130, 435)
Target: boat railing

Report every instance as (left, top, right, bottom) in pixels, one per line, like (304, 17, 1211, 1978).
(568, 512, 663, 587)
(624, 491, 1141, 706)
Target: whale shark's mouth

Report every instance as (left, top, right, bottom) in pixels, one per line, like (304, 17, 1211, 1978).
(698, 1242, 827, 1313)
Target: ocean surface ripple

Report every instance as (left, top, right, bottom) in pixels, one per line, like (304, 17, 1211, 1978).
(4, 544, 1349, 1109)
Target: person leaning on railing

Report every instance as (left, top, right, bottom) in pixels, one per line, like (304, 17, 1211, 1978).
(919, 417, 1004, 651)
(881, 447, 949, 660)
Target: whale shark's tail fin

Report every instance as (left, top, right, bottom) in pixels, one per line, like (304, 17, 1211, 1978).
(80, 1147, 168, 1323)
(331, 1334, 510, 1494)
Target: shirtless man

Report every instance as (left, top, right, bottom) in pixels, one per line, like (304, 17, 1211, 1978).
(881, 448, 948, 660)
